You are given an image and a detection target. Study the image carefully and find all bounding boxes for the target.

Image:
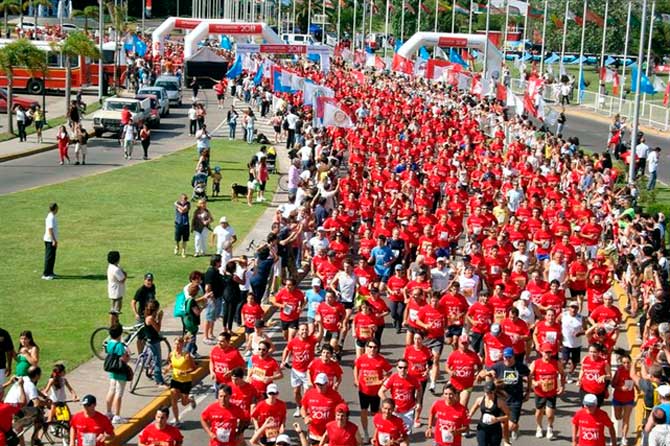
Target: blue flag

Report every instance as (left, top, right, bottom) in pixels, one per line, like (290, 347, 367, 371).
(631, 65, 656, 94)
(254, 62, 264, 85)
(544, 53, 559, 65)
(394, 39, 404, 53)
(579, 71, 586, 101)
(604, 55, 616, 66)
(449, 48, 468, 68)
(226, 55, 242, 79)
(419, 47, 430, 61)
(220, 35, 232, 50)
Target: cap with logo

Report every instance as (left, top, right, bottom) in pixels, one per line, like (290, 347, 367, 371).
(81, 394, 97, 406)
(315, 373, 329, 385)
(266, 383, 279, 395)
(276, 434, 292, 445)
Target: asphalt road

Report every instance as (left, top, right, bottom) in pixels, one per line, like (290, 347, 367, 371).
(127, 302, 629, 446)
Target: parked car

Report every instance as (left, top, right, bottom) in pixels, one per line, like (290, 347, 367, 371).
(61, 23, 79, 33)
(154, 75, 182, 106)
(91, 96, 151, 136)
(0, 88, 39, 113)
(281, 33, 315, 45)
(135, 94, 160, 128)
(137, 86, 170, 116)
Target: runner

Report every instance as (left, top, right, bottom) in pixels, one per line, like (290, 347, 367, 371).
(572, 394, 616, 446)
(425, 384, 470, 446)
(139, 407, 184, 446)
(530, 343, 565, 440)
(250, 383, 287, 445)
(320, 404, 361, 446)
(69, 395, 115, 446)
(354, 340, 393, 443)
(200, 385, 248, 446)
(281, 323, 319, 417)
(300, 373, 345, 444)
(445, 335, 483, 407)
(372, 398, 409, 446)
(378, 359, 422, 433)
(271, 279, 305, 342)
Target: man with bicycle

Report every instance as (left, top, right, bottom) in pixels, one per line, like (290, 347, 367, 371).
(69, 395, 114, 446)
(4, 367, 50, 446)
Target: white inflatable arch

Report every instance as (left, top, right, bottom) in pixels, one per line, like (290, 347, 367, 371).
(396, 32, 503, 78)
(184, 21, 283, 59)
(152, 17, 212, 57)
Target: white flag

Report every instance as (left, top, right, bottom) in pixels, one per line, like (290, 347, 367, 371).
(290, 73, 305, 92)
(304, 81, 334, 106)
(434, 47, 448, 60)
(506, 87, 524, 115)
(653, 76, 666, 93)
(319, 97, 355, 128)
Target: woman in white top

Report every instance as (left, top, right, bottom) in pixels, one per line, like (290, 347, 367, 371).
(329, 259, 357, 344)
(245, 320, 274, 358)
(458, 266, 481, 306)
(544, 252, 567, 287)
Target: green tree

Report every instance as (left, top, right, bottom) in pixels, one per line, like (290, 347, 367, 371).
(50, 32, 101, 111)
(29, 0, 52, 30)
(0, 0, 20, 38)
(0, 39, 47, 134)
(106, 1, 126, 90)
(72, 5, 99, 33)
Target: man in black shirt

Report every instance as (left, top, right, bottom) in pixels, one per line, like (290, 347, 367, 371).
(133, 273, 157, 322)
(204, 255, 224, 344)
(483, 347, 530, 441)
(0, 327, 14, 395)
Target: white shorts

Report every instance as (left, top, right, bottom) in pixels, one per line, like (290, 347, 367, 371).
(290, 369, 310, 389)
(108, 379, 126, 398)
(395, 408, 415, 434)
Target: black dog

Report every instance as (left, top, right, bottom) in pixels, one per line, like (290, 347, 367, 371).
(231, 183, 249, 200)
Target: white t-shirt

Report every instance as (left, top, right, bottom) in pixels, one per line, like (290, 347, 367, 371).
(506, 189, 524, 212)
(308, 236, 329, 255)
(43, 212, 58, 242)
(122, 124, 135, 141)
(298, 145, 312, 161)
(636, 142, 650, 159)
(285, 113, 299, 130)
(647, 150, 659, 173)
(431, 266, 452, 292)
(335, 272, 356, 303)
(107, 264, 126, 299)
(514, 301, 536, 326)
(561, 311, 584, 348)
(4, 378, 39, 404)
(547, 261, 567, 284)
(213, 224, 236, 254)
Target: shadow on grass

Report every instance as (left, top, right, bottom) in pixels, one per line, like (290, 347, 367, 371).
(55, 274, 107, 280)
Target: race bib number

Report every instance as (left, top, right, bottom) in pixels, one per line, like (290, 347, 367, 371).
(364, 373, 381, 386)
(541, 379, 555, 392)
(542, 241, 550, 249)
(409, 309, 418, 322)
(283, 303, 294, 316)
(545, 332, 557, 343)
(359, 326, 372, 339)
(482, 414, 495, 425)
(441, 428, 454, 443)
(494, 310, 505, 323)
(82, 433, 96, 446)
(490, 348, 501, 361)
(378, 433, 391, 446)
(624, 380, 633, 390)
(472, 226, 481, 235)
(310, 302, 319, 312)
(252, 367, 266, 380)
(216, 428, 231, 443)
(359, 277, 368, 286)
(265, 427, 279, 441)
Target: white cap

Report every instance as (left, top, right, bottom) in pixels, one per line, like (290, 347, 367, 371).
(276, 434, 292, 445)
(520, 290, 531, 301)
(583, 393, 598, 406)
(436, 256, 447, 263)
(219, 216, 228, 223)
(657, 385, 670, 398)
(266, 383, 279, 394)
(311, 278, 322, 287)
(315, 373, 329, 385)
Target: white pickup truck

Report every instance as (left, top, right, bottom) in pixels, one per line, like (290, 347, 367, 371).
(92, 96, 151, 137)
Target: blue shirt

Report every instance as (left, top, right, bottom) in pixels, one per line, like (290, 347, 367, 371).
(370, 245, 394, 278)
(174, 200, 190, 225)
(306, 289, 326, 319)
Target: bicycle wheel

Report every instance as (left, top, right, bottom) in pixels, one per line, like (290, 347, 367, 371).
(89, 327, 110, 360)
(39, 421, 70, 446)
(159, 338, 172, 368)
(130, 354, 146, 394)
(278, 174, 289, 192)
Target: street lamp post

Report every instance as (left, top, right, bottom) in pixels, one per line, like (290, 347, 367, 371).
(98, 0, 104, 100)
(629, 0, 648, 184)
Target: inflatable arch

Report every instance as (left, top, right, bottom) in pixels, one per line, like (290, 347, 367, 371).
(184, 21, 283, 59)
(396, 32, 503, 78)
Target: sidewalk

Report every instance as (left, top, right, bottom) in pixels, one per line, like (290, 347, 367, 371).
(0, 121, 64, 162)
(32, 98, 288, 446)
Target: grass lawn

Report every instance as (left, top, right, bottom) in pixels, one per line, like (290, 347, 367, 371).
(0, 139, 273, 374)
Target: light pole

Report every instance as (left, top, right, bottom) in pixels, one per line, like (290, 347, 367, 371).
(629, 0, 648, 184)
(98, 0, 104, 100)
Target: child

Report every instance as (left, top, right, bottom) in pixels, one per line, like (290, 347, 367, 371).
(43, 363, 78, 423)
(212, 166, 222, 197)
(244, 320, 274, 360)
(241, 293, 264, 351)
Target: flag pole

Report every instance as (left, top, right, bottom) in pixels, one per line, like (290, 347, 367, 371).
(521, 0, 529, 58)
(400, 0, 405, 41)
(337, 0, 341, 42)
(417, 0, 422, 32)
(308, 0, 312, 35)
(383, 0, 390, 58)
(292, 0, 296, 32)
(576, 0, 587, 105)
(451, 0, 456, 33)
(539, 0, 548, 75)
(361, 0, 366, 49)
(597, 0, 609, 108)
(630, 0, 648, 184)
(483, 0, 490, 76)
(368, 0, 373, 37)
(434, 0, 439, 32)
(352, 0, 357, 49)
(559, 0, 569, 68)
(278, 0, 282, 35)
(618, 0, 631, 111)
(502, 0, 509, 62)
(642, 0, 656, 114)
(468, 0, 473, 34)
(322, 0, 326, 44)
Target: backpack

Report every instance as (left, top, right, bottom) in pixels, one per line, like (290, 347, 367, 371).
(103, 342, 125, 374)
(173, 291, 189, 318)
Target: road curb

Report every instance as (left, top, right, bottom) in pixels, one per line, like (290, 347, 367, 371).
(108, 305, 276, 446)
(0, 143, 58, 163)
(565, 107, 668, 137)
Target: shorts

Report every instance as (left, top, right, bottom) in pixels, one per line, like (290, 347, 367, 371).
(355, 338, 372, 349)
(123, 139, 133, 150)
(290, 368, 310, 388)
(342, 301, 354, 310)
(35, 121, 44, 130)
(446, 325, 463, 338)
(612, 399, 635, 407)
(205, 298, 222, 322)
(394, 408, 415, 434)
(175, 223, 190, 242)
(506, 400, 522, 423)
(244, 326, 255, 334)
(281, 319, 299, 331)
(536, 253, 550, 262)
(170, 379, 192, 394)
(217, 94, 224, 100)
(535, 395, 557, 410)
(323, 330, 341, 344)
(358, 391, 381, 413)
(110, 297, 123, 313)
(579, 389, 606, 407)
(560, 346, 581, 364)
(424, 337, 444, 355)
(108, 378, 127, 398)
(569, 288, 586, 298)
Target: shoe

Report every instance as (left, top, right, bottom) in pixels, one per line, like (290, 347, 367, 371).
(621, 438, 628, 446)
(546, 427, 555, 440)
(75, 161, 80, 165)
(143, 156, 148, 160)
(413, 420, 422, 429)
(169, 418, 181, 427)
(189, 395, 197, 409)
(293, 407, 301, 417)
(42, 275, 54, 280)
(112, 416, 127, 425)
(181, 250, 186, 258)
(536, 427, 543, 438)
(428, 383, 436, 393)
(82, 161, 86, 165)
(106, 412, 114, 420)
(59, 161, 64, 165)
(511, 430, 518, 441)
(174, 246, 179, 255)
(204, 338, 217, 345)
(157, 382, 169, 389)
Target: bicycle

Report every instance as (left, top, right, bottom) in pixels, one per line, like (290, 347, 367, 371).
(89, 315, 144, 360)
(14, 399, 76, 446)
(277, 173, 289, 192)
(130, 337, 172, 394)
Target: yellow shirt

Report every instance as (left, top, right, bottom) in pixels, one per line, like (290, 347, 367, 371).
(170, 351, 193, 382)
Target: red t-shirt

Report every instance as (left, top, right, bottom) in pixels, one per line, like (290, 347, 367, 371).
(580, 356, 608, 395)
(301, 387, 345, 437)
(286, 335, 318, 372)
(539, 291, 566, 315)
(201, 403, 246, 446)
(612, 367, 635, 403)
(248, 355, 281, 394)
(439, 293, 468, 326)
(501, 317, 530, 354)
(241, 303, 264, 329)
(275, 288, 305, 322)
(532, 358, 560, 398)
(355, 354, 393, 396)
(70, 411, 115, 446)
(326, 420, 359, 446)
(251, 399, 287, 439)
(372, 413, 407, 446)
(483, 333, 513, 368)
(230, 381, 258, 421)
(446, 350, 482, 391)
(572, 407, 613, 446)
(386, 275, 408, 302)
(590, 305, 622, 325)
(139, 423, 184, 446)
(382, 373, 421, 412)
(210, 346, 246, 384)
(534, 321, 562, 355)
(318, 302, 346, 332)
(308, 359, 343, 387)
(353, 312, 378, 341)
(403, 344, 432, 383)
(418, 304, 446, 339)
(429, 400, 470, 446)
(467, 302, 493, 334)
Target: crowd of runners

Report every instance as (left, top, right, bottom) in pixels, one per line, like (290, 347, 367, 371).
(1, 41, 670, 446)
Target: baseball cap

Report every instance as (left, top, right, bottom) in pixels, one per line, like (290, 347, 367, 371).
(276, 434, 292, 445)
(81, 394, 97, 406)
(311, 278, 322, 287)
(491, 323, 501, 335)
(219, 216, 228, 223)
(520, 290, 531, 301)
(659, 322, 670, 335)
(541, 342, 554, 353)
(503, 347, 514, 358)
(437, 256, 447, 263)
(266, 383, 279, 395)
(317, 226, 326, 231)
(144, 272, 154, 280)
(335, 403, 349, 414)
(395, 264, 404, 271)
(568, 301, 579, 308)
(657, 384, 670, 398)
(583, 394, 598, 407)
(315, 373, 329, 385)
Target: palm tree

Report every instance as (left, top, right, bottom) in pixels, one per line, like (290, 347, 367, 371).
(0, 38, 47, 134)
(50, 32, 101, 110)
(106, 1, 126, 91)
(72, 5, 98, 33)
(30, 0, 51, 29)
(0, 0, 20, 38)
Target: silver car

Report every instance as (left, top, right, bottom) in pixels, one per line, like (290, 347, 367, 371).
(138, 86, 170, 116)
(154, 75, 182, 106)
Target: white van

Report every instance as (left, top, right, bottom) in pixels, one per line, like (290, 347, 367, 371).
(281, 34, 316, 46)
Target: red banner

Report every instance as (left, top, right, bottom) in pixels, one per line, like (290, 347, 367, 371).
(209, 23, 263, 34)
(437, 37, 468, 48)
(259, 44, 307, 54)
(174, 19, 201, 29)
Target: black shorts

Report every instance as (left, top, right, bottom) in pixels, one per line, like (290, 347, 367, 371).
(579, 388, 606, 407)
(358, 391, 381, 413)
(217, 94, 224, 100)
(535, 395, 557, 410)
(281, 319, 299, 331)
(245, 326, 254, 334)
(506, 400, 522, 423)
(175, 223, 190, 242)
(342, 301, 354, 310)
(570, 288, 586, 298)
(446, 325, 463, 338)
(561, 346, 581, 364)
(355, 338, 370, 348)
(324, 330, 341, 343)
(170, 379, 192, 394)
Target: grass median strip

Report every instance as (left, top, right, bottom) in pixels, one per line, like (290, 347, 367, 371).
(0, 138, 272, 375)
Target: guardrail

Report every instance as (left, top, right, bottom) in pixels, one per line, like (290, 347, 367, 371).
(509, 79, 670, 132)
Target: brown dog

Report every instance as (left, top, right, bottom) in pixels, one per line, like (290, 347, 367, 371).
(231, 183, 249, 201)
